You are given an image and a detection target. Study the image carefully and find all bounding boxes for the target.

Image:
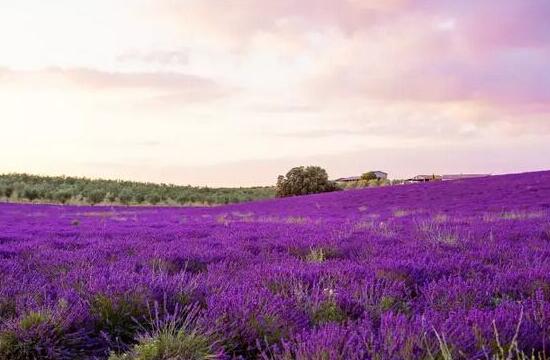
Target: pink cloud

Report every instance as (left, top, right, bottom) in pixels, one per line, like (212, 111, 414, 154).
(281, 0, 550, 112)
(155, 0, 550, 46)
(152, 0, 405, 43)
(448, 0, 550, 49)
(149, 0, 550, 113)
(0, 67, 229, 102)
(117, 50, 189, 65)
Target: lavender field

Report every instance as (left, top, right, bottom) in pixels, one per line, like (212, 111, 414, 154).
(1, 171, 549, 359)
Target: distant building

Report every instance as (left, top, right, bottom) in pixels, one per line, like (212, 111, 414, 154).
(335, 171, 388, 183)
(406, 175, 442, 183)
(406, 173, 491, 183)
(441, 174, 491, 181)
(334, 176, 361, 183)
(372, 171, 388, 180)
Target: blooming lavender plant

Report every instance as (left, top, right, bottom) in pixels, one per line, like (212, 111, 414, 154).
(0, 171, 549, 359)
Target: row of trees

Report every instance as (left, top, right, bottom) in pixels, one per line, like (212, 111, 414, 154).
(0, 168, 401, 205)
(0, 174, 275, 206)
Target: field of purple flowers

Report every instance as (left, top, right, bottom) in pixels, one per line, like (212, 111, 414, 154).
(1, 171, 549, 359)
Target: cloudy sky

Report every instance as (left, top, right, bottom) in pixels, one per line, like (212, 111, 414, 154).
(0, 0, 549, 186)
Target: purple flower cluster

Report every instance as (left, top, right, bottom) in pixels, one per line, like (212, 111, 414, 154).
(1, 171, 549, 359)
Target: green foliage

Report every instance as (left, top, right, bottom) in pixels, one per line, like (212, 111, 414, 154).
(0, 330, 18, 359)
(145, 193, 161, 205)
(118, 189, 134, 205)
(4, 186, 14, 198)
(0, 173, 275, 206)
(361, 171, 378, 181)
(340, 178, 391, 189)
(312, 300, 346, 325)
(87, 189, 106, 205)
(91, 294, 147, 350)
(134, 193, 146, 204)
(276, 166, 339, 197)
(22, 186, 40, 201)
(109, 303, 216, 360)
(109, 330, 215, 360)
(0, 185, 14, 199)
(0, 311, 84, 360)
(53, 189, 73, 204)
(19, 311, 49, 331)
(107, 191, 119, 203)
(176, 194, 189, 205)
(305, 248, 326, 263)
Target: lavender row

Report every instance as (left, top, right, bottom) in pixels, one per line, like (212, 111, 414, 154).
(0, 171, 549, 359)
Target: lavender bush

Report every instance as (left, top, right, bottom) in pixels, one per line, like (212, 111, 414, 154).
(0, 171, 549, 359)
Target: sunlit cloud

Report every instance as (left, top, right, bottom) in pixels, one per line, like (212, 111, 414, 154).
(0, 0, 548, 185)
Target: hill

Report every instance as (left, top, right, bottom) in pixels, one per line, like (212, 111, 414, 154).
(0, 171, 549, 359)
(0, 173, 275, 206)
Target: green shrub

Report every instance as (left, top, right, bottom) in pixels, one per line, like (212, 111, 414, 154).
(0, 311, 86, 360)
(305, 248, 326, 263)
(107, 191, 119, 202)
(109, 329, 215, 360)
(311, 300, 346, 325)
(87, 190, 106, 205)
(361, 171, 378, 181)
(0, 185, 14, 199)
(109, 303, 217, 360)
(276, 166, 339, 197)
(22, 186, 40, 201)
(176, 195, 189, 205)
(146, 193, 161, 205)
(91, 294, 147, 350)
(134, 193, 146, 204)
(19, 312, 49, 330)
(118, 189, 134, 205)
(53, 189, 73, 204)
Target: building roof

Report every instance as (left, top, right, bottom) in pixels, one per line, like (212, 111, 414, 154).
(335, 176, 362, 182)
(413, 174, 440, 179)
(441, 174, 491, 180)
(406, 173, 491, 182)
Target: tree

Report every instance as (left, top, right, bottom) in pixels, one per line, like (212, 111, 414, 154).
(87, 190, 106, 205)
(0, 185, 13, 199)
(276, 166, 339, 197)
(22, 186, 40, 201)
(53, 189, 72, 204)
(145, 193, 161, 205)
(176, 194, 189, 205)
(367, 179, 380, 187)
(361, 171, 378, 181)
(106, 191, 118, 203)
(118, 189, 133, 205)
(6, 186, 13, 199)
(134, 193, 146, 204)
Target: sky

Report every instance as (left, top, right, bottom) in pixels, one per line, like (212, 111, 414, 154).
(0, 0, 549, 186)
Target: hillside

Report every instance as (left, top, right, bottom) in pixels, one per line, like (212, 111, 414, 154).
(0, 171, 549, 359)
(0, 173, 275, 206)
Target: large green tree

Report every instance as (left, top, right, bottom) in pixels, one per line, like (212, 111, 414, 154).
(276, 166, 339, 197)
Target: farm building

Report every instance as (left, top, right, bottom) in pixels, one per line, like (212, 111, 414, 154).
(441, 174, 491, 181)
(335, 171, 388, 183)
(335, 176, 362, 183)
(406, 175, 442, 183)
(406, 173, 491, 183)
(372, 171, 388, 180)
